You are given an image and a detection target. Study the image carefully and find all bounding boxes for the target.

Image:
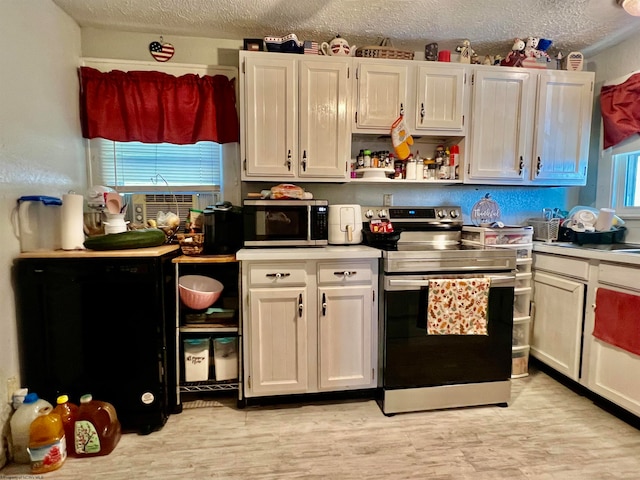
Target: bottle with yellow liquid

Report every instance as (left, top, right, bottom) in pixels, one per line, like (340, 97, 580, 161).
(28, 406, 67, 474)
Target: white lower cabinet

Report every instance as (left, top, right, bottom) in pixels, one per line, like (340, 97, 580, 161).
(583, 262, 640, 417)
(242, 259, 378, 398)
(531, 269, 585, 381)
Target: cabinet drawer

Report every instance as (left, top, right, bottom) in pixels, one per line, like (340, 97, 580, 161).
(598, 262, 640, 292)
(317, 261, 373, 285)
(248, 263, 307, 286)
(533, 253, 589, 280)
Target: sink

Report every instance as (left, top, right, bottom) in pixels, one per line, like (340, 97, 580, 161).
(551, 243, 640, 251)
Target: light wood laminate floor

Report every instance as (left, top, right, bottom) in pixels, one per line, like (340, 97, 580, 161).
(3, 366, 640, 479)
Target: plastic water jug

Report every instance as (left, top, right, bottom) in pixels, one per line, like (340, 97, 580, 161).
(28, 407, 67, 473)
(52, 395, 78, 455)
(74, 394, 121, 457)
(15, 196, 62, 252)
(10, 393, 53, 463)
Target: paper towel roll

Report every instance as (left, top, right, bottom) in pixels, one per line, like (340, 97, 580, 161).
(61, 193, 86, 250)
(594, 208, 615, 232)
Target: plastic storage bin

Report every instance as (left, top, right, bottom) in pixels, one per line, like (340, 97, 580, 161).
(184, 338, 210, 382)
(512, 317, 531, 347)
(512, 345, 530, 378)
(461, 226, 533, 245)
(213, 337, 238, 381)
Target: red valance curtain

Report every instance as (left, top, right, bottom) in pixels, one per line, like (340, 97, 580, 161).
(600, 72, 640, 149)
(79, 66, 239, 145)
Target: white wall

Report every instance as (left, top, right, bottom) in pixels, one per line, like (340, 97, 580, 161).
(0, 0, 83, 467)
(585, 29, 640, 243)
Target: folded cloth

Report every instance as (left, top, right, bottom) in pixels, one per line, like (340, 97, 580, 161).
(427, 278, 490, 335)
(594, 287, 640, 356)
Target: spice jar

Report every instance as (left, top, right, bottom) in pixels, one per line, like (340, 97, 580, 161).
(423, 159, 437, 180)
(405, 155, 417, 180)
(363, 149, 371, 168)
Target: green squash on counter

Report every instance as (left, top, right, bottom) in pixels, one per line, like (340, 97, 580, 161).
(84, 228, 167, 250)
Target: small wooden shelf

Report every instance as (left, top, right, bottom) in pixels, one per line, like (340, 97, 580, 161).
(173, 253, 237, 264)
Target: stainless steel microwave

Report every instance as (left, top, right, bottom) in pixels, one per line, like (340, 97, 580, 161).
(243, 199, 329, 247)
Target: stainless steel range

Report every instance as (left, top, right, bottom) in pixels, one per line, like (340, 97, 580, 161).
(365, 206, 517, 415)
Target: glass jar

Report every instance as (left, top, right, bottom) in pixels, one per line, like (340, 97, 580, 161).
(405, 156, 417, 180)
(424, 159, 437, 180)
(363, 149, 371, 168)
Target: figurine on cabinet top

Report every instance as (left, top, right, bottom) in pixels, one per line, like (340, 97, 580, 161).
(500, 38, 526, 67)
(455, 39, 475, 64)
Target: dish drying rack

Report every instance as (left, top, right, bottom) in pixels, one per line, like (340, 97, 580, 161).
(527, 218, 561, 242)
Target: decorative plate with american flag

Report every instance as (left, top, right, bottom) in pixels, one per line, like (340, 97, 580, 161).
(149, 40, 175, 62)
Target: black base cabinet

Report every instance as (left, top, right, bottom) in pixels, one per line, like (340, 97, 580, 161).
(14, 249, 178, 434)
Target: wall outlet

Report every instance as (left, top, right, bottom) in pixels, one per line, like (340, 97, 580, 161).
(6, 376, 18, 402)
(383, 194, 393, 206)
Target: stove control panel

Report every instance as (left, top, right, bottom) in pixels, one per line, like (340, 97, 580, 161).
(363, 206, 462, 224)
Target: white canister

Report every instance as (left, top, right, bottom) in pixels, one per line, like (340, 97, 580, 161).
(405, 159, 417, 180)
(103, 213, 129, 234)
(594, 208, 615, 232)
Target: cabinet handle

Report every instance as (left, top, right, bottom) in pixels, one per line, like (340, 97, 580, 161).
(298, 293, 303, 318)
(518, 156, 524, 176)
(536, 156, 542, 176)
(265, 272, 291, 279)
(399, 103, 404, 116)
(322, 292, 327, 316)
(286, 150, 292, 171)
(302, 150, 307, 172)
(420, 103, 425, 122)
(334, 270, 357, 277)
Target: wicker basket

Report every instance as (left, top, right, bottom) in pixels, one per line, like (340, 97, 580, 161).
(356, 38, 414, 60)
(177, 233, 204, 255)
(527, 218, 561, 242)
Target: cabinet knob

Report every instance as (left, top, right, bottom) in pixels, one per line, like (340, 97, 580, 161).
(399, 103, 405, 116)
(420, 103, 425, 121)
(334, 271, 357, 277)
(536, 156, 542, 176)
(298, 293, 303, 317)
(518, 156, 524, 176)
(286, 150, 292, 171)
(322, 292, 327, 316)
(302, 150, 307, 172)
(266, 272, 291, 279)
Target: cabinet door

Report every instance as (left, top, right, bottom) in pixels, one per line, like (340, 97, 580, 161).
(317, 285, 374, 391)
(247, 287, 308, 396)
(243, 56, 297, 177)
(354, 61, 408, 130)
(467, 69, 535, 181)
(298, 59, 350, 179)
(530, 271, 584, 380)
(531, 71, 594, 184)
(414, 65, 466, 133)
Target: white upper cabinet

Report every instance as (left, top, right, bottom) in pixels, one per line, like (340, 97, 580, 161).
(240, 51, 350, 181)
(414, 64, 466, 134)
(531, 70, 594, 185)
(353, 61, 409, 132)
(467, 68, 535, 182)
(465, 66, 594, 186)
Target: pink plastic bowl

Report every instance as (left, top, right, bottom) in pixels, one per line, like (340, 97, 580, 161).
(178, 275, 224, 310)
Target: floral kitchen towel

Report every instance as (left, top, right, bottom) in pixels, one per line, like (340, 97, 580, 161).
(427, 278, 490, 335)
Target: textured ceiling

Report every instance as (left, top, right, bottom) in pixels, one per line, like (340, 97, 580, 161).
(52, 0, 640, 58)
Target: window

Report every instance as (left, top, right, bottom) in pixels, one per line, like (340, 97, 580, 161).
(601, 135, 640, 217)
(88, 139, 222, 194)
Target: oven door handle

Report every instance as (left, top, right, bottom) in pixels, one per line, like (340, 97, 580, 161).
(386, 274, 515, 289)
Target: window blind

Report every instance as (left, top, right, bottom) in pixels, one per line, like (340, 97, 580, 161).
(90, 139, 222, 189)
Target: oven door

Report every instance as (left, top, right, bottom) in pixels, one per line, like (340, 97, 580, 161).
(382, 273, 515, 389)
